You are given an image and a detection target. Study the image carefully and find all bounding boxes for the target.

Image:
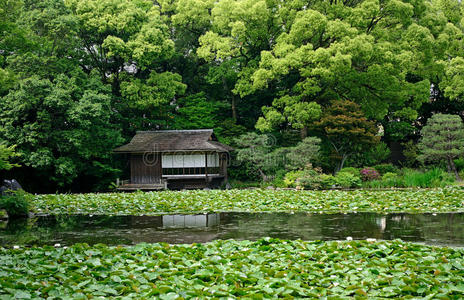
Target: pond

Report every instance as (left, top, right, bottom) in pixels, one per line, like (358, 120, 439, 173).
(1, 212, 463, 247)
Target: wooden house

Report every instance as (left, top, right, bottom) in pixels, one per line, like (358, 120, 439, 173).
(114, 129, 232, 190)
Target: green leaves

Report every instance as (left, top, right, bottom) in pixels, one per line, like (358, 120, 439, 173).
(29, 188, 464, 215)
(120, 71, 186, 109)
(0, 73, 124, 187)
(1, 239, 463, 298)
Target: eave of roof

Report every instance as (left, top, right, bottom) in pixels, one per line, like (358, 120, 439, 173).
(113, 129, 233, 153)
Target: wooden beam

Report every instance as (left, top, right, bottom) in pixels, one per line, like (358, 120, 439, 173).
(205, 152, 208, 183)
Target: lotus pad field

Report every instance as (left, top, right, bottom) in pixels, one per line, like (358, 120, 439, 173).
(1, 239, 463, 299)
(30, 188, 464, 215)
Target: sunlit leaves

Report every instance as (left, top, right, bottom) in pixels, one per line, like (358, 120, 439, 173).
(120, 71, 186, 109)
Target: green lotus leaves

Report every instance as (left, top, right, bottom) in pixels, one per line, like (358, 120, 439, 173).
(29, 188, 464, 216)
(1, 239, 463, 298)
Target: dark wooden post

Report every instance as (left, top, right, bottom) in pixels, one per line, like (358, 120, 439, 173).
(205, 152, 208, 183)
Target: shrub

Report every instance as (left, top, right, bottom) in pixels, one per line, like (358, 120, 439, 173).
(374, 163, 398, 175)
(339, 167, 360, 176)
(284, 170, 307, 187)
(297, 173, 322, 190)
(334, 172, 361, 188)
(0, 190, 30, 218)
(319, 174, 336, 189)
(382, 172, 398, 181)
(380, 172, 403, 187)
(360, 167, 380, 181)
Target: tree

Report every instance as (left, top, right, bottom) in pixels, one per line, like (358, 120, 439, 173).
(172, 92, 224, 129)
(234, 132, 283, 181)
(316, 100, 380, 173)
(0, 144, 20, 171)
(256, 97, 322, 138)
(0, 72, 124, 189)
(286, 137, 321, 170)
(418, 113, 464, 180)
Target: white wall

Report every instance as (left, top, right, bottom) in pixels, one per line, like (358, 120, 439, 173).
(162, 153, 218, 168)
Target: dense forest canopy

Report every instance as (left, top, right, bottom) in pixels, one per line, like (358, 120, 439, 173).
(1, 0, 464, 192)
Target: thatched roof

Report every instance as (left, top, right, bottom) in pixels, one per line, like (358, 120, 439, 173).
(113, 129, 233, 153)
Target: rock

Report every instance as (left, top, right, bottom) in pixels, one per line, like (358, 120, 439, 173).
(1, 179, 23, 196)
(10, 179, 22, 190)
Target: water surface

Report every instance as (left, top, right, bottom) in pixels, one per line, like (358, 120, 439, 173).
(1, 212, 463, 246)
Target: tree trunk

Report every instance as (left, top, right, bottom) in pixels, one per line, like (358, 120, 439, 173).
(448, 157, 461, 181)
(335, 154, 349, 174)
(258, 169, 268, 182)
(300, 126, 308, 139)
(231, 94, 237, 122)
(223, 77, 237, 122)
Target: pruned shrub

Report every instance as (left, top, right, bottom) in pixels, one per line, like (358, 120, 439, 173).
(319, 174, 336, 189)
(339, 167, 360, 176)
(334, 172, 361, 188)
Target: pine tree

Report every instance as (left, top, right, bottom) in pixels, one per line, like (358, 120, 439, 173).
(418, 114, 464, 180)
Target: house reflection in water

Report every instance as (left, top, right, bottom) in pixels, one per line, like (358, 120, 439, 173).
(162, 214, 220, 228)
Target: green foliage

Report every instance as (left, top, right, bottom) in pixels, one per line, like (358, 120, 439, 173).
(319, 174, 336, 189)
(402, 168, 455, 188)
(284, 169, 337, 190)
(374, 164, 398, 175)
(256, 98, 322, 132)
(334, 172, 362, 188)
(172, 92, 223, 129)
(454, 158, 464, 171)
(295, 169, 323, 190)
(382, 172, 398, 181)
(234, 132, 283, 181)
(366, 168, 455, 188)
(418, 114, 464, 180)
(339, 167, 360, 177)
(120, 72, 186, 109)
(285, 136, 321, 170)
(0, 144, 20, 171)
(0, 190, 30, 218)
(0, 74, 124, 188)
(283, 170, 307, 188)
(364, 142, 391, 165)
(2, 239, 464, 298)
(402, 140, 420, 168)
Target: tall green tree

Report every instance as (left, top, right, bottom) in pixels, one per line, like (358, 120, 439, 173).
(0, 72, 123, 189)
(418, 113, 464, 180)
(247, 0, 434, 137)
